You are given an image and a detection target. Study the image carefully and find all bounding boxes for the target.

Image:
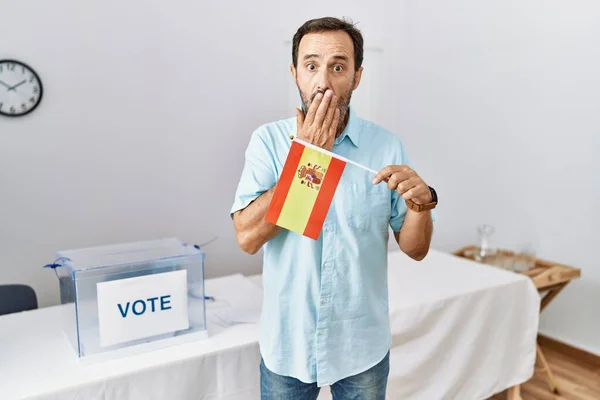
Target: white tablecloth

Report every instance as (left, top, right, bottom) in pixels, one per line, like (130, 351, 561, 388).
(0, 249, 540, 400)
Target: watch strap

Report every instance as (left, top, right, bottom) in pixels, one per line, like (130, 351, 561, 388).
(405, 198, 436, 212)
(405, 186, 437, 212)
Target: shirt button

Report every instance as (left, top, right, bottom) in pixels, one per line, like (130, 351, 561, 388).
(323, 262, 330, 268)
(321, 298, 328, 304)
(325, 226, 333, 232)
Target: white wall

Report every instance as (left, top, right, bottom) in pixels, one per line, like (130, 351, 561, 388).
(391, 1, 600, 355)
(1, 0, 598, 355)
(0, 0, 390, 305)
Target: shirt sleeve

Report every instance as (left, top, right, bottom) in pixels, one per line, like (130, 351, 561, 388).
(389, 142, 437, 233)
(230, 129, 278, 218)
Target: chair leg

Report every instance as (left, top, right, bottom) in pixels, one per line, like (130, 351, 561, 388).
(540, 284, 567, 312)
(537, 343, 560, 394)
(507, 385, 522, 400)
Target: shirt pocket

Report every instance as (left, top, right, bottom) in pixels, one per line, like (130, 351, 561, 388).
(343, 183, 391, 233)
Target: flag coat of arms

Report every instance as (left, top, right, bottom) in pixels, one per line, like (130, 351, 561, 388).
(265, 137, 347, 240)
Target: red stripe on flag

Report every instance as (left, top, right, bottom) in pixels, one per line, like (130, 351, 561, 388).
(265, 141, 305, 225)
(303, 157, 346, 240)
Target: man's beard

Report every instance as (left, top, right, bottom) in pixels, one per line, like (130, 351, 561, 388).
(297, 84, 353, 135)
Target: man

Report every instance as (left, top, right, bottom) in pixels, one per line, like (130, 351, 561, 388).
(230, 17, 437, 400)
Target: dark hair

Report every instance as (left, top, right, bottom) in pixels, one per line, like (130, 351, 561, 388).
(292, 17, 364, 71)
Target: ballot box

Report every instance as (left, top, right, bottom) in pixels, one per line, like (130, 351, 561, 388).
(50, 237, 207, 363)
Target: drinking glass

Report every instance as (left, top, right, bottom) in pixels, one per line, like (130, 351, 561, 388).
(476, 224, 497, 261)
(512, 245, 536, 272)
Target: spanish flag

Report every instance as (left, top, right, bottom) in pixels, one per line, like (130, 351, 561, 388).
(265, 137, 347, 240)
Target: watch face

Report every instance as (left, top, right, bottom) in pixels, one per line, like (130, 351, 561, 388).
(0, 60, 43, 117)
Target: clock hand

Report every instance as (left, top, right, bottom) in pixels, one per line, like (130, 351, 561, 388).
(0, 80, 11, 89)
(8, 80, 27, 91)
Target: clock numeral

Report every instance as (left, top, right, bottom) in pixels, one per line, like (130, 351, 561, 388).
(0, 65, 3, 73)
(30, 97, 36, 104)
(10, 106, 16, 113)
(21, 103, 27, 110)
(8, 63, 15, 71)
(33, 86, 39, 94)
(0, 102, 3, 110)
(22, 66, 26, 74)
(29, 76, 35, 83)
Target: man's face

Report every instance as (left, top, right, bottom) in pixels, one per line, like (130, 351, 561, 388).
(291, 30, 363, 128)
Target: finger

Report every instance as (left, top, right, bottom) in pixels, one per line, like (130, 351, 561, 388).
(296, 108, 305, 130)
(313, 90, 333, 127)
(405, 184, 431, 201)
(387, 172, 411, 191)
(373, 165, 415, 185)
(304, 91, 324, 126)
(394, 177, 417, 195)
(401, 187, 419, 201)
(401, 185, 426, 201)
(322, 95, 339, 132)
(372, 165, 402, 185)
(329, 107, 341, 138)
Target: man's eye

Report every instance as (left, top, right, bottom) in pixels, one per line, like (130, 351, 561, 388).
(333, 65, 343, 72)
(307, 64, 316, 71)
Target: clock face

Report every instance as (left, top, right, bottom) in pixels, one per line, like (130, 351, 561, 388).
(0, 60, 43, 117)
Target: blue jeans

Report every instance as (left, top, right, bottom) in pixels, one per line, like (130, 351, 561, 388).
(260, 352, 390, 400)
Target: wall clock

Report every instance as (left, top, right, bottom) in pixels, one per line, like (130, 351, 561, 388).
(0, 59, 43, 117)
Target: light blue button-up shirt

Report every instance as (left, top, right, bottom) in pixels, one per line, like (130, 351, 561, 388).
(231, 107, 433, 386)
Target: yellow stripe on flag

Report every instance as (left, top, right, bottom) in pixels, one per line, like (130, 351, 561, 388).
(276, 146, 333, 234)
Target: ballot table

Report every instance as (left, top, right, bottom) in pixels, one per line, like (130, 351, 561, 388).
(0, 249, 540, 400)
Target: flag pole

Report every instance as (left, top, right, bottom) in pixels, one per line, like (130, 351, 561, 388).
(290, 136, 379, 175)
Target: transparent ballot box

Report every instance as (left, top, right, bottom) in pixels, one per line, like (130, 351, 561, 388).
(51, 237, 207, 363)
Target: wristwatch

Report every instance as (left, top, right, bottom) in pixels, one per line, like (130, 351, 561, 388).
(405, 186, 437, 212)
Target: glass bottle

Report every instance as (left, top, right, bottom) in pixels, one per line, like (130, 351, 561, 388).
(476, 224, 497, 261)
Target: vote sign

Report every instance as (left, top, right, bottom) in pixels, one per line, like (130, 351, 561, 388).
(97, 269, 189, 347)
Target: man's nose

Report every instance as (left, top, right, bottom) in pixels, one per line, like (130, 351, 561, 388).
(316, 71, 332, 93)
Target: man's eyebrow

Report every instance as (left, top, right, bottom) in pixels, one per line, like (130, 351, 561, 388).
(302, 54, 349, 62)
(332, 55, 349, 61)
(303, 54, 320, 60)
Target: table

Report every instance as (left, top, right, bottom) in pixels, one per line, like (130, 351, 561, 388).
(0, 249, 541, 400)
(0, 275, 264, 400)
(453, 245, 581, 398)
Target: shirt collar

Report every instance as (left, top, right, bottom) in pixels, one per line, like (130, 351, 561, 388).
(334, 106, 360, 148)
